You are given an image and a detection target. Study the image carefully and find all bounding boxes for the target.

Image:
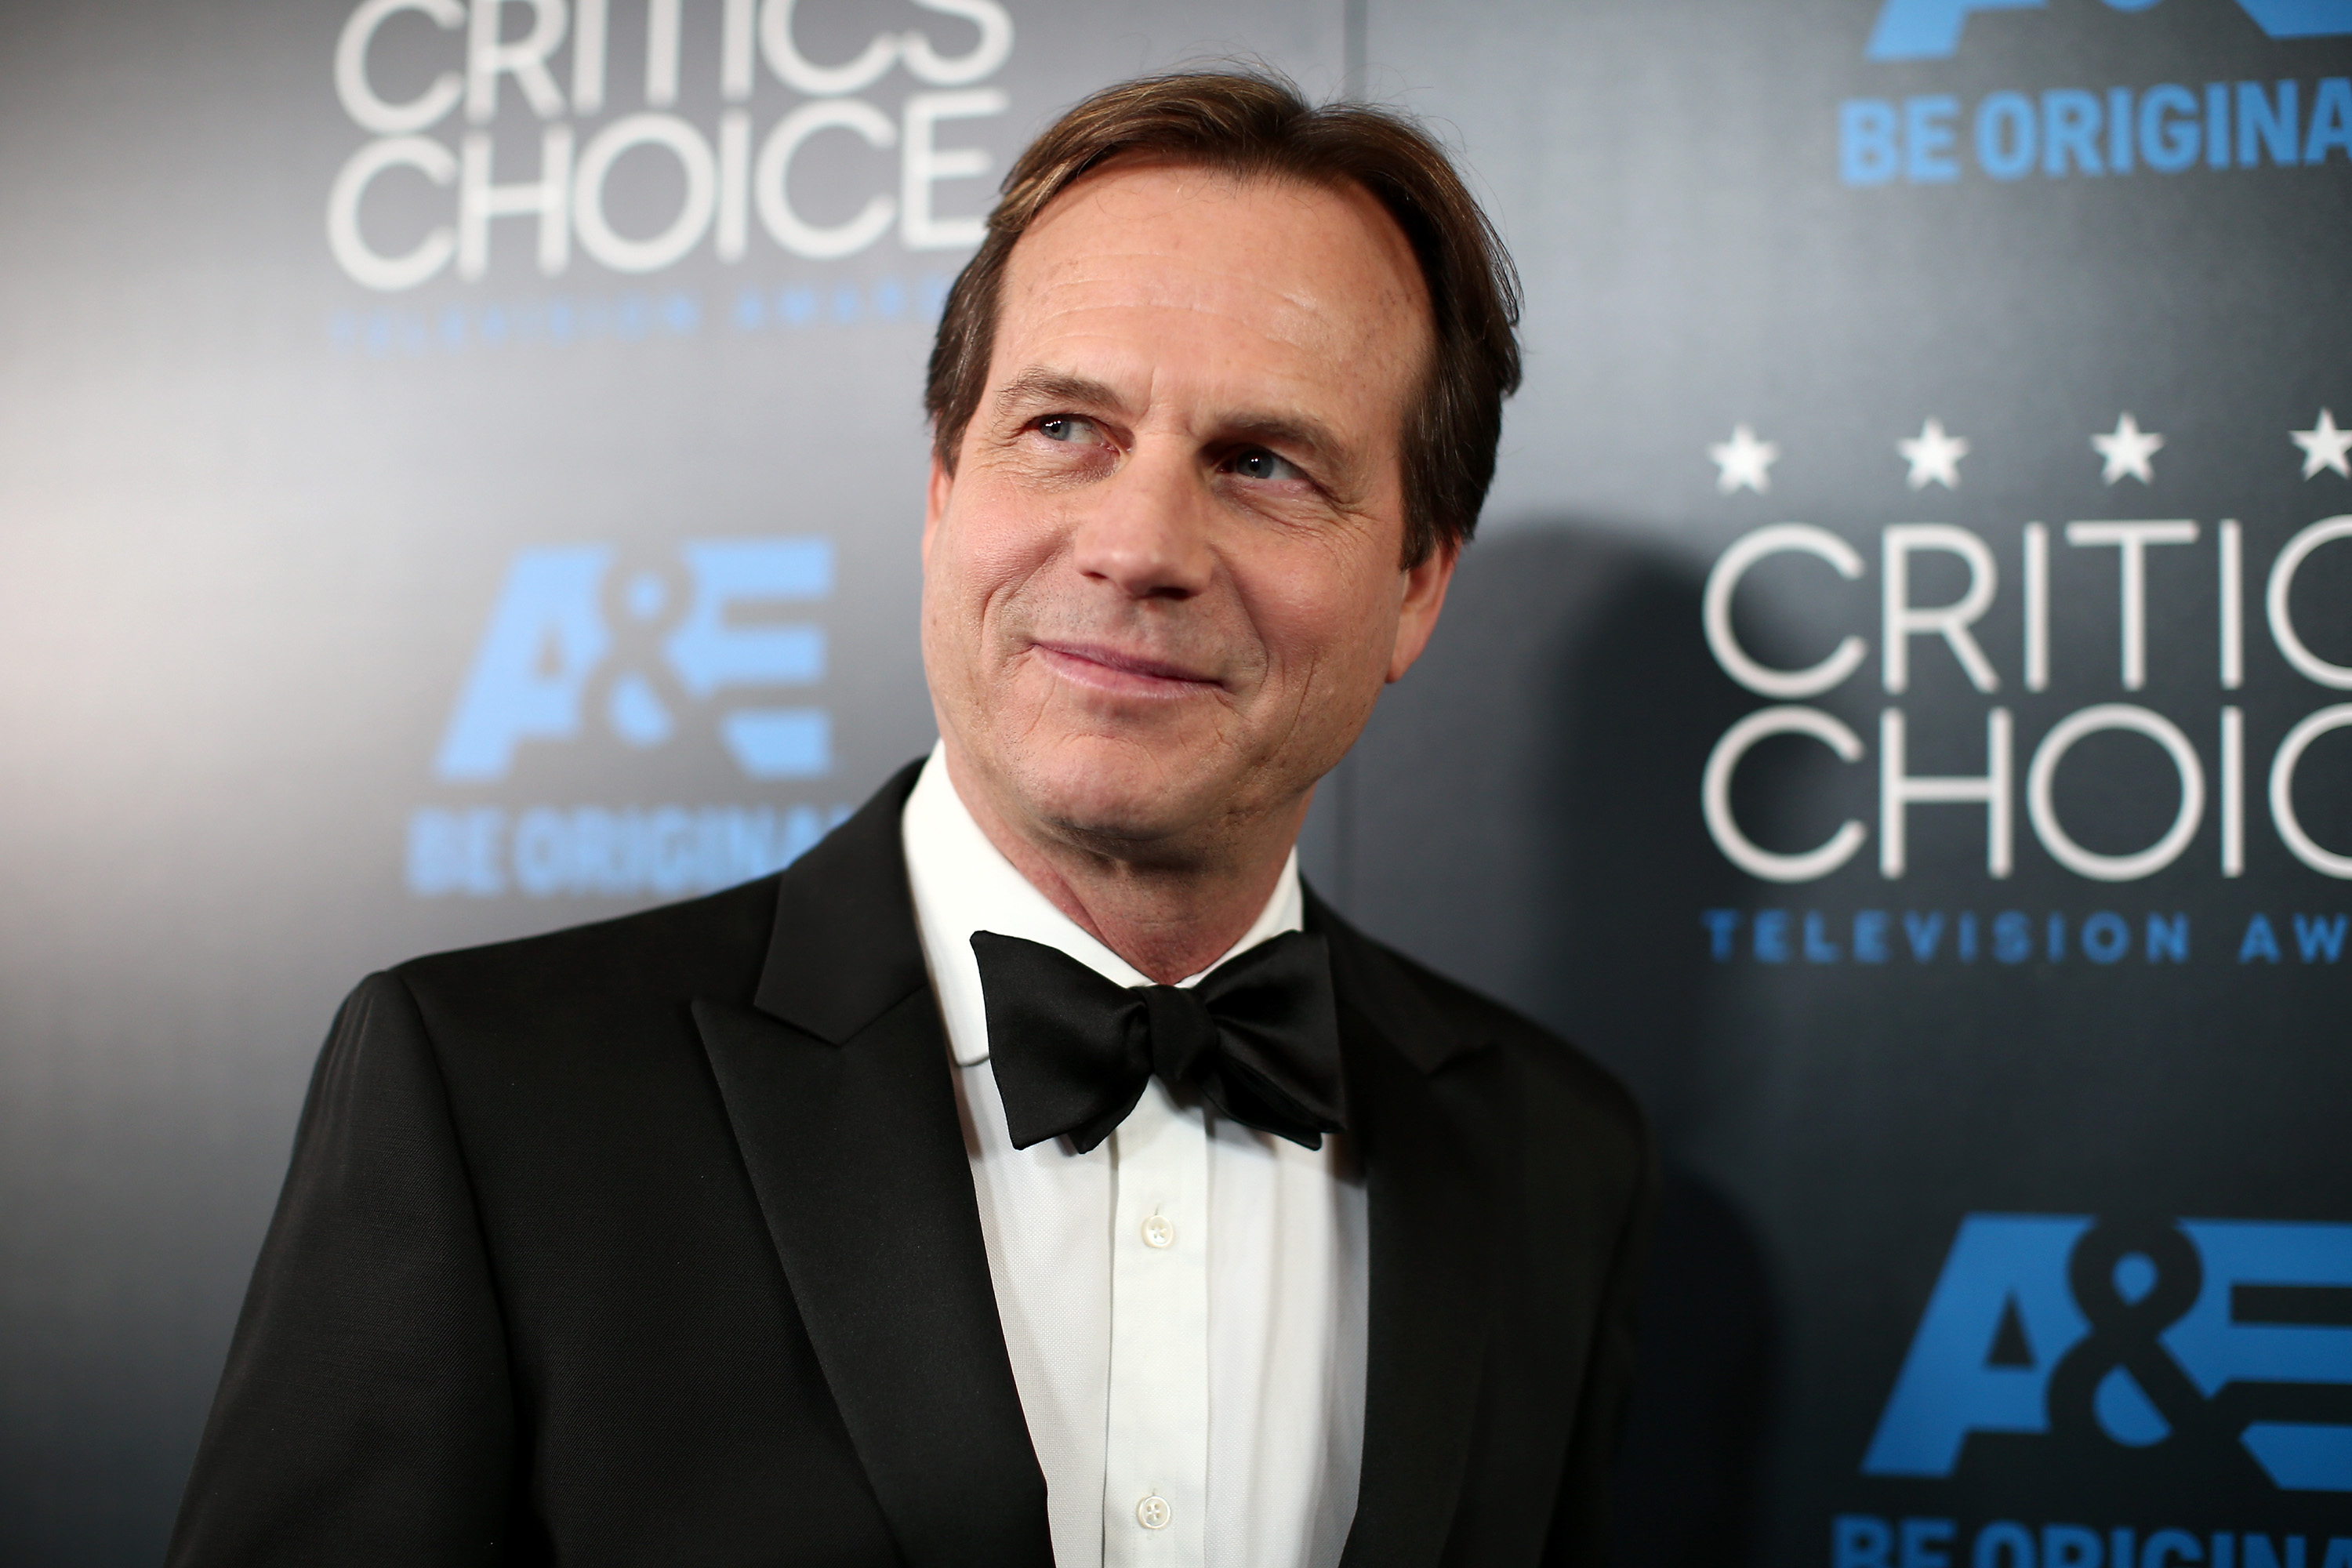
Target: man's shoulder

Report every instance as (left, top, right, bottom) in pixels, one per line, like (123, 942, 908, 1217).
(387, 872, 784, 1025)
(379, 760, 927, 1051)
(1333, 916, 1648, 1150)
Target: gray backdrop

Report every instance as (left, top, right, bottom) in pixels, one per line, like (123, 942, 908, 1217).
(3, 1, 2347, 1563)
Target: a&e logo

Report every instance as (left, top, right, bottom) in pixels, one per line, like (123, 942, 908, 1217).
(1843, 0, 2352, 188)
(406, 535, 845, 902)
(436, 535, 832, 782)
(1865, 1214, 2352, 1492)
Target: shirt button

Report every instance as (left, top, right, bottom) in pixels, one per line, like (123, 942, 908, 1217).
(1137, 1494, 1171, 1530)
(1141, 1212, 1176, 1249)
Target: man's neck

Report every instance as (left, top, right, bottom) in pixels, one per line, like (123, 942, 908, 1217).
(938, 745, 1305, 985)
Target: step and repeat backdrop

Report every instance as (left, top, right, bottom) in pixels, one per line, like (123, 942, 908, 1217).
(1, 0, 2346, 1563)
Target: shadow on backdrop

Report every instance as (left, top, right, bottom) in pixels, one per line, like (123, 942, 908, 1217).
(1301, 523, 1775, 1567)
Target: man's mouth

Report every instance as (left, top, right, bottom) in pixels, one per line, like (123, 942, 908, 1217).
(1029, 641, 1223, 698)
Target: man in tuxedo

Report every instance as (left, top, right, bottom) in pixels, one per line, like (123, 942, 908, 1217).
(171, 70, 1650, 1568)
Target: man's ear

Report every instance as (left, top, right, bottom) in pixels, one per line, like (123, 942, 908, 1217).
(1385, 539, 1459, 684)
(922, 450, 954, 569)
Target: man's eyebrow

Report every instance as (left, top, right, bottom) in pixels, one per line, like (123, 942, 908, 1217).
(991, 368, 1127, 420)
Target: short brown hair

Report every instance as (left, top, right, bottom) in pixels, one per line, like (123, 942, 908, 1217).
(923, 69, 1522, 567)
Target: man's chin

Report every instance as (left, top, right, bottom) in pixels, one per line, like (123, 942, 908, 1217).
(1001, 736, 1230, 851)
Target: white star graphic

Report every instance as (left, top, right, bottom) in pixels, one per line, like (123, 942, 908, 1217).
(1709, 423, 1780, 494)
(2292, 408, 2352, 480)
(1898, 418, 1970, 490)
(2092, 412, 2164, 486)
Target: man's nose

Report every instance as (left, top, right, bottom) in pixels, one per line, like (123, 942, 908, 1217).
(1068, 447, 1215, 601)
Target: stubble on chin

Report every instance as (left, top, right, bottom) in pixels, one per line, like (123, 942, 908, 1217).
(984, 684, 1240, 855)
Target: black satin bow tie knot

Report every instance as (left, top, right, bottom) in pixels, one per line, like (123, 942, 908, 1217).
(971, 928, 1348, 1154)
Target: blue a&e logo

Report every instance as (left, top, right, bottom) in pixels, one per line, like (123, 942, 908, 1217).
(1867, 1214, 2352, 1491)
(1845, 0, 2352, 187)
(436, 536, 833, 782)
(408, 535, 844, 901)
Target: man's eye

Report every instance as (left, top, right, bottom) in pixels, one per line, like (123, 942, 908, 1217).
(1038, 416, 1100, 444)
(1229, 448, 1301, 482)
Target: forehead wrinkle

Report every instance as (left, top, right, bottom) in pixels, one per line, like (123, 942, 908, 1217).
(1011, 189, 1422, 350)
(1012, 284, 1402, 423)
(1033, 160, 1424, 302)
(1022, 241, 1411, 367)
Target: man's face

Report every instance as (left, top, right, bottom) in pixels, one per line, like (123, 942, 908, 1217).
(921, 160, 1454, 861)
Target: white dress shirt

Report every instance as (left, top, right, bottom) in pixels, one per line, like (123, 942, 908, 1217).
(900, 746, 1367, 1568)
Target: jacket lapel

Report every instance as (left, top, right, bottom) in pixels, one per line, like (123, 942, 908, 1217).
(1312, 891, 1510, 1568)
(695, 764, 1052, 1568)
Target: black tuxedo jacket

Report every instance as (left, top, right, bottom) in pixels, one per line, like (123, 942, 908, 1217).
(170, 764, 1651, 1567)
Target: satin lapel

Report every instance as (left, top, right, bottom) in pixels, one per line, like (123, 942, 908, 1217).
(697, 764, 1051, 1568)
(1312, 895, 1509, 1568)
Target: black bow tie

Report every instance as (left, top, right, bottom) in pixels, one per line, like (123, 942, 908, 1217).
(970, 928, 1348, 1155)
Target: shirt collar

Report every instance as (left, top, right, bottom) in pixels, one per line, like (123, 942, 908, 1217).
(900, 742, 1304, 1068)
